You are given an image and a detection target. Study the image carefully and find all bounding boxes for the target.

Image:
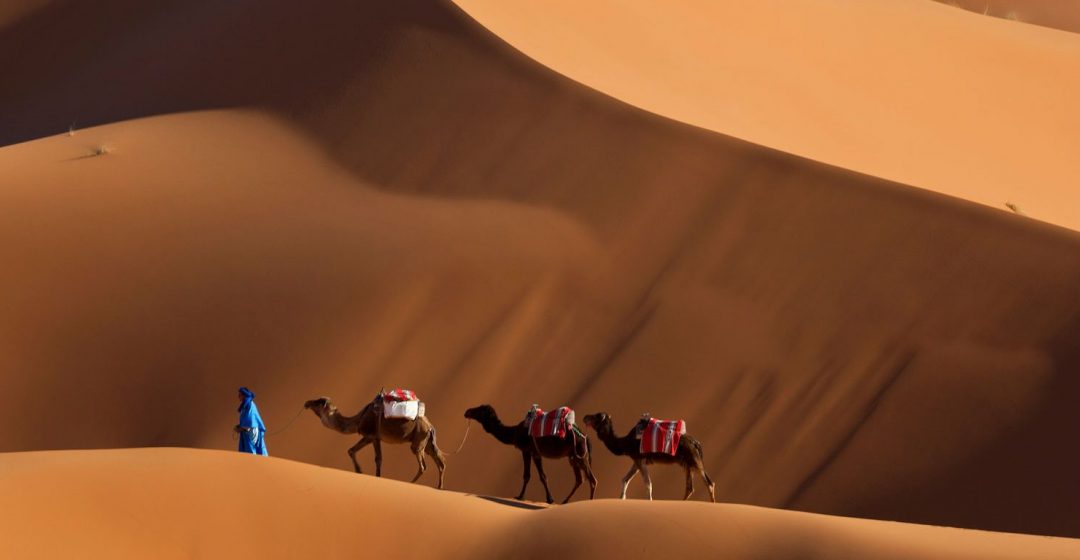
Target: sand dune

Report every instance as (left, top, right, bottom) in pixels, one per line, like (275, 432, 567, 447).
(3, 448, 1078, 560)
(2, 0, 1080, 546)
(453, 0, 1080, 231)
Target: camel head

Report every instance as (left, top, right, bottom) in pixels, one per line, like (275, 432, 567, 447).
(303, 397, 333, 417)
(582, 412, 611, 432)
(464, 404, 496, 423)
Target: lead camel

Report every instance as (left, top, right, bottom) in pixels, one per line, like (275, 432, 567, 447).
(304, 396, 446, 488)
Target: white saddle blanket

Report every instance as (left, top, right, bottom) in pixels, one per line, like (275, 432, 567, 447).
(383, 400, 424, 420)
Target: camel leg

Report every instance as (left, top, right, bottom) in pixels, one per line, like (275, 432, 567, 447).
(562, 460, 583, 504)
(579, 438, 597, 500)
(373, 439, 383, 477)
(410, 435, 428, 484)
(584, 460, 598, 500)
(620, 463, 640, 499)
(424, 436, 447, 490)
(638, 461, 654, 500)
(699, 464, 716, 503)
(532, 454, 554, 504)
(683, 465, 694, 500)
(347, 436, 374, 474)
(515, 450, 532, 500)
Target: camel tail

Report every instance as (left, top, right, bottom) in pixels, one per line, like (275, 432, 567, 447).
(429, 424, 447, 460)
(689, 436, 716, 491)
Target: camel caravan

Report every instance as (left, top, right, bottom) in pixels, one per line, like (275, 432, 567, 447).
(304, 388, 716, 504)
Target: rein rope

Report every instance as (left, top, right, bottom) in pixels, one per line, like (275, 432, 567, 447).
(570, 425, 589, 460)
(266, 405, 307, 436)
(443, 418, 473, 455)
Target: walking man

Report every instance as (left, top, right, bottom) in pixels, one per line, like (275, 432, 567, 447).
(235, 386, 268, 456)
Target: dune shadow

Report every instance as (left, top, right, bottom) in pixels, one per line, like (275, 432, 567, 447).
(470, 494, 549, 511)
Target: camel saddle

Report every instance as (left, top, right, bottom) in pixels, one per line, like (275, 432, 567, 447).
(375, 388, 424, 420)
(382, 388, 417, 402)
(636, 416, 686, 456)
(525, 405, 575, 438)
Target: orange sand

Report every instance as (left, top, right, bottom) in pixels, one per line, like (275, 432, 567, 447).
(453, 0, 1080, 231)
(936, 0, 1080, 34)
(2, 0, 1080, 554)
(2, 448, 1078, 560)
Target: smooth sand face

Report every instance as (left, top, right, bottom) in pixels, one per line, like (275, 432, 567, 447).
(2, 448, 1078, 560)
(2, 0, 1080, 549)
(453, 0, 1080, 231)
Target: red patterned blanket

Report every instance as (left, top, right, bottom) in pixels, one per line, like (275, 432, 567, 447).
(527, 406, 575, 438)
(639, 418, 686, 455)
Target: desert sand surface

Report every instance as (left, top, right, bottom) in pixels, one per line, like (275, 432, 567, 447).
(453, 0, 1080, 231)
(2, 448, 1079, 560)
(936, 0, 1080, 34)
(2, 0, 1080, 554)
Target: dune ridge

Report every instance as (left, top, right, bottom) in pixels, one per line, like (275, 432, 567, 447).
(452, 0, 1080, 231)
(935, 0, 1080, 33)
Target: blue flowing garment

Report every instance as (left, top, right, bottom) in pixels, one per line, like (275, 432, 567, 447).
(237, 387, 268, 456)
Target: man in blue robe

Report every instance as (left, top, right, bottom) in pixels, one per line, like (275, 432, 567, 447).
(235, 387, 268, 456)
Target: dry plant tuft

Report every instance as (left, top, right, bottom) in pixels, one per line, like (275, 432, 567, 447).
(1005, 202, 1025, 216)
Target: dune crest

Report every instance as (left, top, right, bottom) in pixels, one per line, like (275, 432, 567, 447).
(935, 1, 1080, 34)
(453, 0, 1080, 231)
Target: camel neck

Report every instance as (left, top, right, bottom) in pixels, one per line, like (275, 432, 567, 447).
(321, 407, 354, 434)
(595, 422, 628, 456)
(478, 411, 519, 446)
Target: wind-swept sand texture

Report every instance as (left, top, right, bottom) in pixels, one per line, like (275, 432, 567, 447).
(453, 0, 1080, 231)
(2, 0, 1080, 548)
(2, 448, 1079, 560)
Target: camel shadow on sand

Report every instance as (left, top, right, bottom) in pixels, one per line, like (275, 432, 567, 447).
(471, 495, 549, 511)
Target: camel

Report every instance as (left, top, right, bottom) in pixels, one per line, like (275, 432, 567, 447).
(464, 404, 596, 504)
(583, 412, 715, 502)
(304, 396, 446, 489)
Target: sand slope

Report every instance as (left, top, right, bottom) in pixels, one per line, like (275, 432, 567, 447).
(2, 0, 1080, 539)
(453, 0, 1080, 231)
(936, 1, 1080, 34)
(2, 448, 1078, 560)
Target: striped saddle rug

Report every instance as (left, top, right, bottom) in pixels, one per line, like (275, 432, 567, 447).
(638, 418, 686, 455)
(527, 406, 575, 438)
